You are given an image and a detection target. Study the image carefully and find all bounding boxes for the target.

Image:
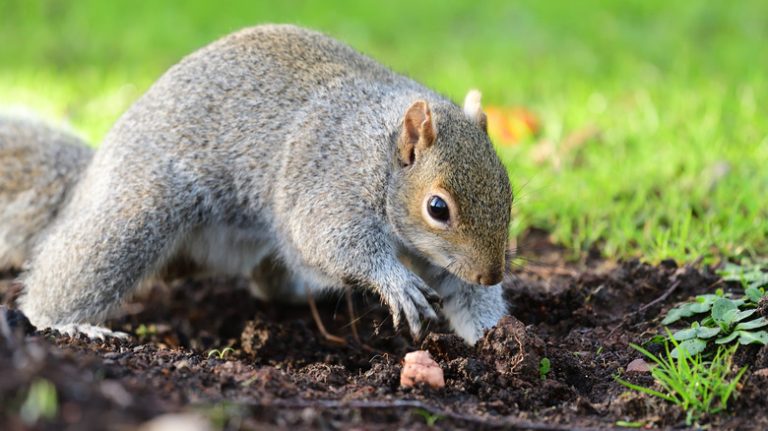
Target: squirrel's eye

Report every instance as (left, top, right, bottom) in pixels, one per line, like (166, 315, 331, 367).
(427, 196, 450, 222)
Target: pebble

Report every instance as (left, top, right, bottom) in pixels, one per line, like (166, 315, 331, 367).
(626, 358, 652, 373)
(138, 413, 213, 431)
(400, 350, 445, 389)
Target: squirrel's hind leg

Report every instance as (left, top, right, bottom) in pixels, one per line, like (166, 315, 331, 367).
(19, 181, 192, 330)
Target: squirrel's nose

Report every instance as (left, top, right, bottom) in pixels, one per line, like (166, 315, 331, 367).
(476, 269, 503, 286)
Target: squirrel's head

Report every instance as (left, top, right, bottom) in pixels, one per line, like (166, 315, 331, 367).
(388, 91, 512, 286)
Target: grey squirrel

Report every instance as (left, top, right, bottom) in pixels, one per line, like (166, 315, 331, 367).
(13, 25, 513, 344)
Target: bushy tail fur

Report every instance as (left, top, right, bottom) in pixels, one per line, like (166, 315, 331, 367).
(0, 114, 93, 270)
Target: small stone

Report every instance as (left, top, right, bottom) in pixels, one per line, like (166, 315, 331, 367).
(626, 358, 652, 373)
(752, 368, 768, 377)
(138, 413, 212, 431)
(173, 359, 190, 370)
(400, 350, 445, 389)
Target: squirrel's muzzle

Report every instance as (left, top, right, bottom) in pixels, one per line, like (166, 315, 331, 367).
(474, 268, 503, 286)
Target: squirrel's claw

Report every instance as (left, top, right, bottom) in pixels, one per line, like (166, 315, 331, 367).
(392, 277, 439, 340)
(422, 286, 443, 309)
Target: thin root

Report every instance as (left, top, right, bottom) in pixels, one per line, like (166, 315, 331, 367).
(305, 285, 346, 345)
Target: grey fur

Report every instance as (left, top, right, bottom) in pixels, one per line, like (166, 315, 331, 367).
(0, 115, 93, 270)
(19, 25, 513, 344)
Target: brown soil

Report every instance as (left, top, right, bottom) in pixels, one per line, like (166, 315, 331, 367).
(2, 230, 767, 430)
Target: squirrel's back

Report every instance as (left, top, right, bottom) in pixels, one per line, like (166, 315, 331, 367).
(199, 24, 404, 92)
(95, 24, 444, 222)
(0, 115, 93, 269)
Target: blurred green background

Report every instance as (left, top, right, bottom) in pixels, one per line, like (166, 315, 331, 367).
(1, 0, 767, 262)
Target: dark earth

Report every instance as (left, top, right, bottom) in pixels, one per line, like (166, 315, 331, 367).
(2, 229, 768, 430)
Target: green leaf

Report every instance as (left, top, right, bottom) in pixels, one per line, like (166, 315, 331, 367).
(747, 273, 768, 287)
(662, 307, 686, 325)
(663, 302, 713, 325)
(670, 338, 707, 358)
(687, 302, 713, 313)
(735, 317, 768, 331)
(712, 298, 739, 324)
(745, 286, 765, 303)
(718, 307, 755, 326)
(722, 309, 740, 325)
(720, 264, 768, 286)
(539, 357, 551, 380)
(696, 326, 721, 339)
(732, 309, 757, 323)
(715, 331, 740, 344)
(738, 330, 768, 345)
(672, 327, 698, 341)
(715, 331, 739, 344)
(717, 263, 742, 281)
(748, 281, 768, 294)
(615, 421, 644, 428)
(698, 294, 721, 304)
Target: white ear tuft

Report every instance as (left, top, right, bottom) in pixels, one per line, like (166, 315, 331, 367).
(463, 89, 487, 132)
(463, 89, 483, 120)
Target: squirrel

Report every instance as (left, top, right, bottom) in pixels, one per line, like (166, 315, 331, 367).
(17, 24, 513, 344)
(0, 115, 93, 271)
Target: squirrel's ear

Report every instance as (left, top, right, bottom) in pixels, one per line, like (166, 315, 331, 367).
(398, 100, 435, 166)
(463, 89, 488, 133)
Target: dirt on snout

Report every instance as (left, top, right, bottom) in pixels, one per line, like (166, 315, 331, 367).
(2, 235, 768, 430)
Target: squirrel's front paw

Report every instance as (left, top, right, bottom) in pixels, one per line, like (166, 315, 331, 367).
(441, 283, 507, 345)
(53, 324, 130, 341)
(389, 276, 440, 340)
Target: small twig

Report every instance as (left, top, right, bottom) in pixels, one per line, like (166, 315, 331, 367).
(607, 279, 681, 339)
(305, 285, 346, 345)
(345, 287, 361, 344)
(306, 287, 384, 353)
(341, 291, 386, 354)
(637, 279, 681, 314)
(633, 258, 704, 317)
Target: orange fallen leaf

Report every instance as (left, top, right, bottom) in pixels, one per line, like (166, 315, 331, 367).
(485, 106, 540, 146)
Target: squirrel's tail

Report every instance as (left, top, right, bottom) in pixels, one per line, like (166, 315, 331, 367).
(0, 114, 94, 270)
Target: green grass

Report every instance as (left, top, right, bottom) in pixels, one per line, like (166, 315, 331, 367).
(19, 379, 58, 425)
(207, 347, 236, 360)
(2, 0, 767, 262)
(615, 339, 746, 426)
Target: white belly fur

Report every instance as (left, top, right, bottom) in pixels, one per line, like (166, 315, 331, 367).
(180, 225, 273, 276)
(174, 225, 335, 302)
